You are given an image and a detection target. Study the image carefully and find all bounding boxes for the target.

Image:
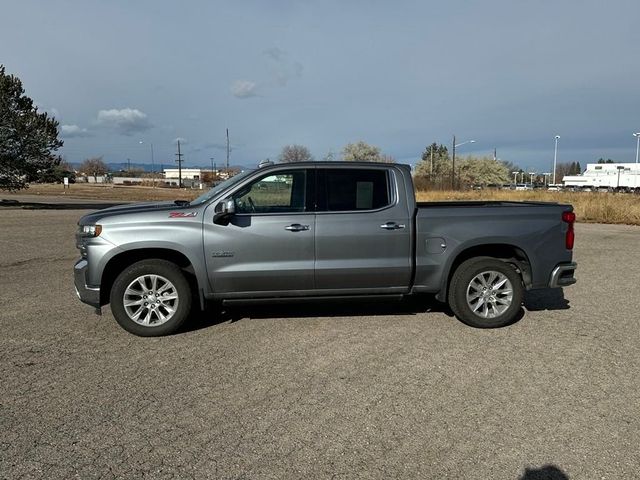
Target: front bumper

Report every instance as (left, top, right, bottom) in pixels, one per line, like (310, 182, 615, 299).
(74, 259, 101, 308)
(548, 262, 577, 288)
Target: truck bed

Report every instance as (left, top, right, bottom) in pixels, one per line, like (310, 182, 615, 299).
(413, 200, 574, 296)
(417, 200, 563, 208)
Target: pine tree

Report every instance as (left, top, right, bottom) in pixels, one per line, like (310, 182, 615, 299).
(569, 161, 577, 175)
(0, 65, 63, 190)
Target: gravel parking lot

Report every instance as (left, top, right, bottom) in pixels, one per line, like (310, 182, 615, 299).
(1, 207, 639, 479)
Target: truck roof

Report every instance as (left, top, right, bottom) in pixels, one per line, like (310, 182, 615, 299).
(257, 161, 411, 169)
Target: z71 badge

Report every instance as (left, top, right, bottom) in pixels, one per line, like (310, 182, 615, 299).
(169, 211, 198, 218)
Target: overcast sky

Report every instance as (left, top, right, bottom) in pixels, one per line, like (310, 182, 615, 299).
(2, 0, 639, 172)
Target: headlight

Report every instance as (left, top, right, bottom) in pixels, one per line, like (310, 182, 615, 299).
(79, 224, 102, 237)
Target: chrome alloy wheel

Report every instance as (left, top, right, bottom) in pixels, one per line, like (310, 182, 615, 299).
(465, 270, 513, 319)
(123, 274, 179, 326)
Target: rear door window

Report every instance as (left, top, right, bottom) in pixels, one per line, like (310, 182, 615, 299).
(318, 169, 391, 212)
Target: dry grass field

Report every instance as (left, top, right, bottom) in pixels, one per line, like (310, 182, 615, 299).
(416, 189, 640, 226)
(5, 182, 197, 202)
(4, 183, 640, 225)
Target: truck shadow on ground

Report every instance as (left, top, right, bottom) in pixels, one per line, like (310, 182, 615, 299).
(182, 296, 449, 333)
(519, 464, 569, 479)
(183, 288, 569, 333)
(524, 288, 570, 311)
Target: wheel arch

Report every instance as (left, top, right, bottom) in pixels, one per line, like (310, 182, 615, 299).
(437, 243, 532, 302)
(100, 248, 204, 309)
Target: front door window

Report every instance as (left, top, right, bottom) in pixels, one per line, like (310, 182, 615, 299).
(233, 171, 307, 214)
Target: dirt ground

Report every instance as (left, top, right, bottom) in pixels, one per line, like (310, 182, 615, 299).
(1, 207, 639, 479)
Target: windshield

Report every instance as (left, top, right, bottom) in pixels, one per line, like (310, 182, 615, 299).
(189, 169, 255, 205)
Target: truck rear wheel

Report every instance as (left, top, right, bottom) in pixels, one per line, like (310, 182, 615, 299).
(110, 259, 192, 336)
(448, 257, 523, 328)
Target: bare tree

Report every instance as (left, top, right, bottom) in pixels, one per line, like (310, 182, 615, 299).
(322, 149, 336, 161)
(278, 144, 314, 163)
(79, 156, 108, 182)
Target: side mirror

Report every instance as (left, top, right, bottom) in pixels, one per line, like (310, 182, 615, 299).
(213, 198, 235, 225)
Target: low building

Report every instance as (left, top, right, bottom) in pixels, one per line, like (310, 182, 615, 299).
(163, 168, 204, 181)
(162, 168, 232, 186)
(112, 177, 146, 185)
(77, 175, 108, 184)
(563, 163, 640, 190)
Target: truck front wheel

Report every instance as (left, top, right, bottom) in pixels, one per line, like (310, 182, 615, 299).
(448, 257, 524, 328)
(110, 259, 192, 336)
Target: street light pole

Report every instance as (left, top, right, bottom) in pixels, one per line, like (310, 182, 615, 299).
(451, 136, 476, 190)
(553, 135, 560, 185)
(633, 132, 640, 190)
(617, 165, 625, 189)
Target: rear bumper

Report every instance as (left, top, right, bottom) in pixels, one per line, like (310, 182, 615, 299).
(74, 259, 101, 308)
(548, 262, 577, 288)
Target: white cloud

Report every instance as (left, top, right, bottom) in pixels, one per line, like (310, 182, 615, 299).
(96, 108, 152, 135)
(60, 124, 90, 138)
(230, 80, 258, 99)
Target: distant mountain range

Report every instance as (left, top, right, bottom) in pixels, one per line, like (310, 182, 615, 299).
(70, 162, 245, 172)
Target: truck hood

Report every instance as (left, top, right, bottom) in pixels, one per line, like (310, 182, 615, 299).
(78, 201, 184, 225)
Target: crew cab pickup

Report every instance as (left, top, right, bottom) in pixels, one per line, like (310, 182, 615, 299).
(74, 162, 577, 336)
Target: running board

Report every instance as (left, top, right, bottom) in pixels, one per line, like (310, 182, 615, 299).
(221, 294, 405, 306)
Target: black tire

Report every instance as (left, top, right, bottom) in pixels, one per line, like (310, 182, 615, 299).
(448, 257, 524, 328)
(110, 259, 192, 336)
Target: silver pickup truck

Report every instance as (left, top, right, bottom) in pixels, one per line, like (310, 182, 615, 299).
(74, 161, 577, 336)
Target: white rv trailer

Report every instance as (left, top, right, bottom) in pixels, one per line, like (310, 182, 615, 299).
(562, 163, 640, 191)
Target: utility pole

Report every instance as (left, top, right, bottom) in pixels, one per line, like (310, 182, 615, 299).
(175, 140, 184, 188)
(451, 135, 456, 190)
(226, 128, 230, 171)
(150, 143, 155, 188)
(210, 157, 215, 185)
(553, 135, 560, 185)
(430, 145, 434, 175)
(493, 148, 497, 161)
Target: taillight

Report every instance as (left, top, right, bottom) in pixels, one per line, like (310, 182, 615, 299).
(562, 211, 575, 250)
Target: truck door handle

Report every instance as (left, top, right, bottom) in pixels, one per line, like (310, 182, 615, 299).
(284, 223, 310, 232)
(380, 222, 405, 230)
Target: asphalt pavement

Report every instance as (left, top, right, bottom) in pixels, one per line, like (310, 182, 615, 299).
(0, 208, 638, 479)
